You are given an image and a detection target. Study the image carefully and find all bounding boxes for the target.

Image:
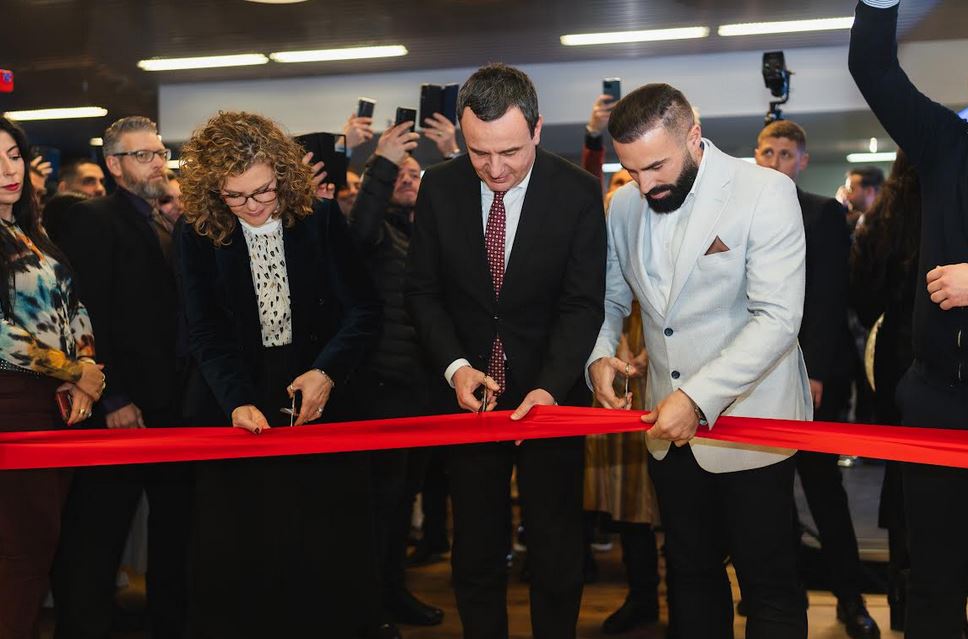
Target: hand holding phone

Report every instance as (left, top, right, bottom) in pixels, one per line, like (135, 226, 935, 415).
(395, 107, 417, 133)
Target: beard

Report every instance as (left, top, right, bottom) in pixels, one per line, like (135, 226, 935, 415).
(122, 166, 169, 201)
(645, 153, 699, 214)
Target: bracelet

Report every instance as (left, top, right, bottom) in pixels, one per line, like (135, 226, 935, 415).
(313, 369, 334, 387)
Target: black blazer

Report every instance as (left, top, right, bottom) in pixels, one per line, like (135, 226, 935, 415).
(797, 188, 852, 383)
(56, 190, 180, 417)
(177, 199, 381, 419)
(405, 148, 606, 407)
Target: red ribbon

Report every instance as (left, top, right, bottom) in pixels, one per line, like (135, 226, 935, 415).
(0, 405, 965, 470)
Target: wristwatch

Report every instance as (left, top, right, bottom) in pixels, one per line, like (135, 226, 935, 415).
(685, 394, 708, 427)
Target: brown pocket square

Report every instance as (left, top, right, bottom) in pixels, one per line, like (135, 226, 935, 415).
(704, 236, 730, 256)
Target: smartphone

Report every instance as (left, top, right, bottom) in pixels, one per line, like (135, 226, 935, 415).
(55, 388, 73, 423)
(419, 84, 460, 127)
(603, 77, 622, 103)
(395, 107, 417, 133)
(357, 97, 376, 118)
(294, 132, 348, 189)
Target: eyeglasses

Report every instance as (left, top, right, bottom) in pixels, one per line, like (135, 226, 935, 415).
(220, 185, 278, 208)
(111, 149, 172, 164)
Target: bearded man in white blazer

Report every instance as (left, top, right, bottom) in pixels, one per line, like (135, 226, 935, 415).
(587, 83, 811, 639)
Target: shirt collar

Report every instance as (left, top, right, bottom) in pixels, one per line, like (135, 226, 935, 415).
(239, 215, 283, 236)
(119, 187, 154, 219)
(480, 159, 536, 198)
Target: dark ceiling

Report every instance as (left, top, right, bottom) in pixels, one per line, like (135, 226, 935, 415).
(3, 0, 964, 168)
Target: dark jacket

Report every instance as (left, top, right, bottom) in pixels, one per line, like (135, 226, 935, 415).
(177, 199, 381, 419)
(56, 189, 180, 419)
(850, 1, 968, 385)
(405, 148, 606, 407)
(797, 188, 852, 383)
(347, 155, 428, 387)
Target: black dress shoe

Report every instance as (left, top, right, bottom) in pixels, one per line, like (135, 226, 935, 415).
(368, 623, 403, 639)
(387, 589, 444, 627)
(837, 597, 880, 639)
(601, 596, 659, 635)
(406, 541, 447, 567)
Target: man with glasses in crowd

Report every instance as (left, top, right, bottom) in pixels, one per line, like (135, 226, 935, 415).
(52, 116, 192, 639)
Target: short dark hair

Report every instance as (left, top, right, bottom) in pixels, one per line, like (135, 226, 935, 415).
(849, 166, 885, 190)
(457, 63, 539, 136)
(59, 158, 99, 184)
(608, 83, 695, 143)
(758, 120, 808, 152)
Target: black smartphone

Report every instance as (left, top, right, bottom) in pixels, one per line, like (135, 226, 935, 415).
(603, 77, 622, 103)
(357, 97, 376, 118)
(395, 107, 417, 133)
(294, 132, 348, 189)
(419, 84, 460, 127)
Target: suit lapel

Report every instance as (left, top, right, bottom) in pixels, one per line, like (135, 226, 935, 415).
(666, 142, 733, 314)
(503, 149, 551, 294)
(627, 200, 665, 318)
(113, 191, 166, 265)
(284, 215, 312, 340)
(218, 224, 261, 344)
(456, 157, 492, 299)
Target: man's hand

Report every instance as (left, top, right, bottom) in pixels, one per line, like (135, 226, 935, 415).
(343, 114, 375, 150)
(510, 388, 555, 421)
(809, 379, 824, 409)
(587, 95, 617, 137)
(302, 152, 335, 199)
(642, 390, 699, 447)
(589, 357, 636, 409)
(375, 122, 420, 166)
(106, 403, 145, 429)
(452, 365, 500, 412)
(289, 369, 334, 426)
(422, 113, 460, 158)
(231, 405, 270, 435)
(927, 264, 968, 310)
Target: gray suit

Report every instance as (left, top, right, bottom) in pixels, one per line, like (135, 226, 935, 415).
(588, 139, 812, 473)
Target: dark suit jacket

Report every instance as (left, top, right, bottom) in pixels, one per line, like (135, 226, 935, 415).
(56, 190, 180, 418)
(405, 148, 606, 407)
(797, 188, 851, 383)
(177, 199, 381, 419)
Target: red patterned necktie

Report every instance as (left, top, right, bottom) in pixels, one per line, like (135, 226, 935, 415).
(484, 191, 507, 393)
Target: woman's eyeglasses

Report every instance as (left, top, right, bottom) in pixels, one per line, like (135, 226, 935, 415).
(220, 186, 278, 208)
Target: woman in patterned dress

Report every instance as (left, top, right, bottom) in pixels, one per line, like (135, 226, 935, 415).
(0, 116, 105, 638)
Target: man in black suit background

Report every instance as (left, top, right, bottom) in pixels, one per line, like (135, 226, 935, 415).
(405, 63, 606, 639)
(754, 120, 878, 639)
(52, 116, 191, 639)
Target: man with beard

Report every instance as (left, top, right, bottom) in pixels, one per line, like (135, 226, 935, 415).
(346, 122, 445, 638)
(587, 84, 810, 639)
(52, 116, 192, 638)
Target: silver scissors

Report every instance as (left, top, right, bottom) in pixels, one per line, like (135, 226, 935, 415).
(624, 362, 632, 410)
(280, 392, 297, 426)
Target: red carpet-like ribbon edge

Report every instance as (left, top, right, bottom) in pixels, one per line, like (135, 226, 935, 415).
(0, 405, 964, 470)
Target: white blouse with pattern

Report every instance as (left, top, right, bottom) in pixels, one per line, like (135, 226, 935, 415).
(239, 217, 293, 347)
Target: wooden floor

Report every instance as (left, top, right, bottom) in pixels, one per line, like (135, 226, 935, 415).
(401, 544, 902, 639)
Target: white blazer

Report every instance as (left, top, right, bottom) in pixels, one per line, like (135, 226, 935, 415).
(587, 140, 812, 474)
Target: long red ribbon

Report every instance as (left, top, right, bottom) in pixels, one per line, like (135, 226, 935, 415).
(0, 405, 965, 470)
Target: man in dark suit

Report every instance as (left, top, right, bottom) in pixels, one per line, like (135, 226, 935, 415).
(754, 120, 878, 639)
(851, 2, 968, 637)
(405, 63, 606, 639)
(51, 116, 191, 639)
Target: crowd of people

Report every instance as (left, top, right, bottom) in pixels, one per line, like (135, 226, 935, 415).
(1, 1, 967, 638)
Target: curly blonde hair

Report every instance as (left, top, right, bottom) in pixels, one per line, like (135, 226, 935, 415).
(179, 111, 315, 246)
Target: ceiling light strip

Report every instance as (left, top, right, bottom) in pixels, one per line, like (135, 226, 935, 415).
(269, 45, 408, 63)
(718, 17, 854, 37)
(4, 106, 108, 121)
(561, 26, 710, 46)
(847, 152, 897, 163)
(137, 54, 269, 72)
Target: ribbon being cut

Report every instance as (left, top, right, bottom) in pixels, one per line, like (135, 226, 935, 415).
(1, 405, 966, 471)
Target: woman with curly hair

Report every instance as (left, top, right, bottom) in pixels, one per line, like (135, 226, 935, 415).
(177, 111, 381, 638)
(0, 116, 104, 638)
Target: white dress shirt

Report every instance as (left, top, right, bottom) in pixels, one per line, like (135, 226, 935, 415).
(643, 145, 708, 313)
(443, 163, 535, 386)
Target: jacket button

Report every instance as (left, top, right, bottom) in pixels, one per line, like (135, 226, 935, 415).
(664, 328, 673, 337)
(671, 370, 680, 379)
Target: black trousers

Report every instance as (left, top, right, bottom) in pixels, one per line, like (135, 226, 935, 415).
(448, 435, 585, 639)
(795, 378, 864, 602)
(52, 408, 192, 639)
(649, 445, 806, 639)
(896, 364, 968, 639)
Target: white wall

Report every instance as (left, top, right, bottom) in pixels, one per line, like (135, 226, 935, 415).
(159, 39, 968, 142)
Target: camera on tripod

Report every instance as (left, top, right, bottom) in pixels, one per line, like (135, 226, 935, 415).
(762, 51, 792, 126)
